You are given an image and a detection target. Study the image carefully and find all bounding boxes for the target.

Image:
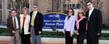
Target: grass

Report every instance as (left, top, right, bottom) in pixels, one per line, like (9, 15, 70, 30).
(41, 31, 65, 38)
(0, 28, 9, 36)
(100, 33, 109, 40)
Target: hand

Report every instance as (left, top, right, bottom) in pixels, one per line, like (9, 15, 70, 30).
(12, 31, 16, 33)
(39, 31, 42, 34)
(97, 33, 100, 36)
(97, 33, 101, 37)
(63, 30, 65, 34)
(76, 32, 79, 35)
(19, 30, 22, 33)
(77, 27, 79, 30)
(70, 32, 74, 36)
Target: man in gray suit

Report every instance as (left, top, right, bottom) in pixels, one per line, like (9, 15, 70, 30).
(30, 4, 43, 44)
(7, 9, 21, 44)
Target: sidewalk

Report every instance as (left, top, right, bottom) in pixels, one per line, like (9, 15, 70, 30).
(0, 36, 109, 44)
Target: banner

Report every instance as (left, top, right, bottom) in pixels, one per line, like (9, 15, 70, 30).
(43, 13, 66, 29)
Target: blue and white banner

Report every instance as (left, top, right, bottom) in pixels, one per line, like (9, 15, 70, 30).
(43, 13, 66, 31)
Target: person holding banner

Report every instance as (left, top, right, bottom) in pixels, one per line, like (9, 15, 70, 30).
(64, 8, 76, 44)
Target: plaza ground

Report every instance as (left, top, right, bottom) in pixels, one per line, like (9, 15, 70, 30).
(0, 36, 109, 44)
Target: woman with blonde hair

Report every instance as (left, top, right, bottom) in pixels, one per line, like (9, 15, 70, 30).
(20, 7, 30, 44)
(76, 9, 87, 44)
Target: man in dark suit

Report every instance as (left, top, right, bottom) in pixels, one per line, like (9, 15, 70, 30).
(30, 4, 43, 44)
(7, 9, 21, 44)
(86, 2, 102, 44)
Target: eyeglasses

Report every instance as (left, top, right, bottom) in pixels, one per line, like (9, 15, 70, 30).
(33, 6, 37, 8)
(67, 11, 73, 13)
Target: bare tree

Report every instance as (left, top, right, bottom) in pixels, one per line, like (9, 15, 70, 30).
(79, 0, 102, 11)
(92, 0, 102, 10)
(10, 0, 29, 14)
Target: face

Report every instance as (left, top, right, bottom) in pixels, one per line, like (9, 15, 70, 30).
(23, 9, 28, 15)
(32, 5, 38, 11)
(67, 9, 73, 16)
(87, 2, 93, 10)
(11, 11, 17, 16)
(78, 12, 83, 18)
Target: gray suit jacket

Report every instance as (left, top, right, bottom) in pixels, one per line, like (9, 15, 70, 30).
(7, 15, 20, 36)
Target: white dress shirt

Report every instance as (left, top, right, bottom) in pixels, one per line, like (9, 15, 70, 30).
(13, 16, 19, 29)
(88, 8, 94, 20)
(64, 15, 76, 32)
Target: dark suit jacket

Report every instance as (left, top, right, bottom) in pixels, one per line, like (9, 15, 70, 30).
(7, 16, 20, 36)
(30, 11, 43, 35)
(86, 9, 102, 37)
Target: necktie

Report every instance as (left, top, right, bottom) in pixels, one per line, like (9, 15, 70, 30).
(31, 15, 35, 26)
(14, 17, 16, 29)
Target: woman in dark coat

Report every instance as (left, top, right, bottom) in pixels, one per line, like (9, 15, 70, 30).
(76, 10, 87, 44)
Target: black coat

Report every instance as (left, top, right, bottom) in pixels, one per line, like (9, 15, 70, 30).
(86, 9, 102, 37)
(29, 11, 43, 35)
(78, 18, 86, 33)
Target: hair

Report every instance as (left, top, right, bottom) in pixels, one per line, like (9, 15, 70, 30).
(23, 7, 29, 14)
(9, 9, 16, 15)
(67, 8, 74, 15)
(77, 10, 85, 19)
(33, 4, 38, 7)
(9, 9, 18, 16)
(86, 1, 93, 5)
(23, 7, 29, 11)
(11, 9, 17, 13)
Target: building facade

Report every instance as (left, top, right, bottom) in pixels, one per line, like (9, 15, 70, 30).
(0, 0, 109, 27)
(101, 0, 109, 27)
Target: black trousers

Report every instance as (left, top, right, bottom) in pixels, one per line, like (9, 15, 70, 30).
(87, 33, 99, 44)
(21, 34, 30, 44)
(65, 31, 74, 44)
(77, 32, 85, 44)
